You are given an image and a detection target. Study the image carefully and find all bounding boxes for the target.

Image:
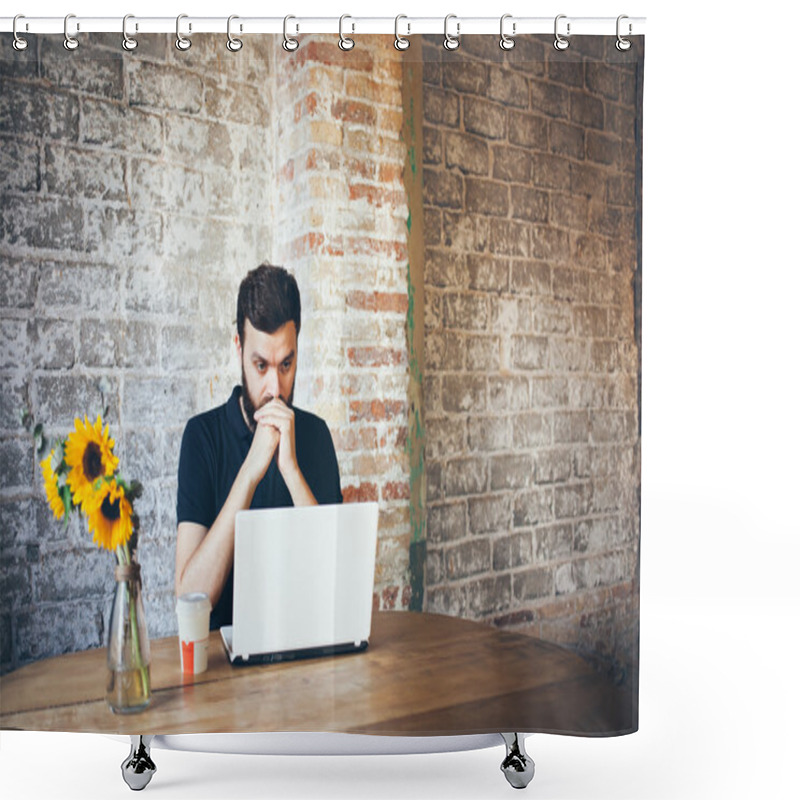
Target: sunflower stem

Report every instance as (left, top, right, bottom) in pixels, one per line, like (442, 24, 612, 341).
(115, 540, 151, 700)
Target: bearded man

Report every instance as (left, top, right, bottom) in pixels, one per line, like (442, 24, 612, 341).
(175, 264, 342, 630)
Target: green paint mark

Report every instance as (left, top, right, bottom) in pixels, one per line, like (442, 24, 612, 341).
(408, 540, 426, 612)
(404, 95, 418, 178)
(403, 60, 425, 611)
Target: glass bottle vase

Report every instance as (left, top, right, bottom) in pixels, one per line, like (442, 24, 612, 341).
(106, 560, 151, 714)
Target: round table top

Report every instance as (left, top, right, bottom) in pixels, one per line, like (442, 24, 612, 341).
(0, 611, 633, 736)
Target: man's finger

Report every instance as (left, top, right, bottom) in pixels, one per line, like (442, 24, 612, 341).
(256, 413, 289, 430)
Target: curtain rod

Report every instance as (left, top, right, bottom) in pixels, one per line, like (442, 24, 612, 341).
(1, 15, 646, 37)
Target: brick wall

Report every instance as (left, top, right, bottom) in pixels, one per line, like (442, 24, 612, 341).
(268, 36, 412, 611)
(1, 33, 642, 687)
(419, 36, 642, 682)
(0, 34, 277, 671)
(1, 34, 414, 674)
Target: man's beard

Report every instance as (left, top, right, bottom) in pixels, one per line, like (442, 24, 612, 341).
(240, 366, 294, 430)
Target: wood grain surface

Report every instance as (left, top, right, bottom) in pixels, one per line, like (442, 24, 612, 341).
(0, 611, 633, 736)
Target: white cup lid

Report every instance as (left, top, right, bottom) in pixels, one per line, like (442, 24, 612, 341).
(176, 592, 211, 613)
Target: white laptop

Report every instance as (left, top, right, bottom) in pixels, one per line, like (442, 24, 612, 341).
(220, 502, 379, 666)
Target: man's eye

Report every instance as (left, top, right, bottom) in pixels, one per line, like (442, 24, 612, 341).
(256, 362, 266, 372)
(281, 361, 292, 372)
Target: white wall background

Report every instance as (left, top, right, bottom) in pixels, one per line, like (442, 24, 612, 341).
(2, 1, 798, 798)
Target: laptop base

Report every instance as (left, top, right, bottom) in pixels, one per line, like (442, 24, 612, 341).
(220, 626, 368, 667)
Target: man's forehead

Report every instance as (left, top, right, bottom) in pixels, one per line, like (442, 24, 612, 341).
(242, 319, 297, 356)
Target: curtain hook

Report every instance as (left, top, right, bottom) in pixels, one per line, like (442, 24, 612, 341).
(616, 14, 632, 51)
(394, 14, 410, 51)
(63, 13, 79, 51)
(499, 13, 515, 51)
(12, 14, 28, 51)
(554, 14, 570, 51)
(339, 14, 355, 51)
(175, 13, 192, 51)
(443, 14, 460, 51)
(122, 14, 138, 51)
(227, 15, 243, 52)
(283, 15, 299, 51)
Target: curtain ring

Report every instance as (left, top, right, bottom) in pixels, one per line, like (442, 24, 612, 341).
(227, 15, 243, 52)
(554, 14, 570, 51)
(283, 15, 299, 51)
(339, 14, 355, 51)
(443, 14, 460, 51)
(499, 13, 515, 51)
(175, 13, 192, 51)
(63, 13, 79, 51)
(394, 14, 410, 51)
(122, 14, 138, 51)
(616, 15, 632, 51)
(12, 14, 28, 51)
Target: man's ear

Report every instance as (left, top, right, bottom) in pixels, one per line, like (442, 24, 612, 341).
(234, 332, 242, 360)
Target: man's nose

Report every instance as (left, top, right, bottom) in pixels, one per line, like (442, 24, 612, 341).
(264, 368, 280, 398)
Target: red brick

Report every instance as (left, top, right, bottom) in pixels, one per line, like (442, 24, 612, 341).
(297, 41, 374, 73)
(379, 163, 404, 184)
(378, 108, 404, 134)
(343, 482, 379, 503)
(288, 232, 345, 258)
(348, 183, 404, 208)
(382, 585, 400, 609)
(343, 156, 375, 180)
(346, 290, 408, 313)
(331, 426, 378, 452)
(304, 149, 342, 172)
(346, 237, 407, 261)
(347, 346, 406, 368)
(354, 453, 407, 475)
(350, 73, 401, 106)
(278, 159, 294, 184)
(383, 426, 408, 449)
(345, 73, 379, 101)
(293, 92, 320, 123)
(349, 399, 405, 422)
(382, 481, 410, 501)
(331, 99, 376, 126)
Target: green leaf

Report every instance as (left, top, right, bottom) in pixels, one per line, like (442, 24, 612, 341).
(60, 485, 73, 527)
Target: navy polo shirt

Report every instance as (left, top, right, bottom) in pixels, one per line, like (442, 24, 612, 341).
(176, 386, 343, 630)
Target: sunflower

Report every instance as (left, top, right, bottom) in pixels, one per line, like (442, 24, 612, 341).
(64, 415, 118, 511)
(86, 479, 134, 551)
(39, 451, 65, 520)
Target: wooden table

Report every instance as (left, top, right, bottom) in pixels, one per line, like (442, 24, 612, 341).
(0, 611, 633, 736)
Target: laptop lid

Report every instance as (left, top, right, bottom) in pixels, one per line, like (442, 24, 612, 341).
(230, 502, 379, 662)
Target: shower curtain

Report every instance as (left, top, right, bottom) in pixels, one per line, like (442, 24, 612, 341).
(1, 27, 643, 739)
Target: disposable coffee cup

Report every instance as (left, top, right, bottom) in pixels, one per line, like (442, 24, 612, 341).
(176, 592, 211, 675)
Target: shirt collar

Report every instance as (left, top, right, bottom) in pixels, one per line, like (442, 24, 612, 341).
(225, 386, 253, 442)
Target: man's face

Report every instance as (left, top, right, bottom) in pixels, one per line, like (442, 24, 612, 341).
(236, 318, 298, 428)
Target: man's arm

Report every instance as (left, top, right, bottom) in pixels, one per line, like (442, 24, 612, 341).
(254, 398, 318, 506)
(175, 417, 280, 605)
(175, 401, 318, 604)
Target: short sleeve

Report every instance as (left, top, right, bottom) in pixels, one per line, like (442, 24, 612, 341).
(176, 418, 216, 527)
(301, 414, 343, 505)
(320, 420, 343, 505)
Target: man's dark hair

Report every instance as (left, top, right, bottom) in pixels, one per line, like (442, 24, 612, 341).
(236, 264, 301, 342)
